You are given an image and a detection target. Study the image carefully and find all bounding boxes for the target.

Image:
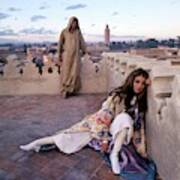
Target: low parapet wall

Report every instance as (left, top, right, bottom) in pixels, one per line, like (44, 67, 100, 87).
(0, 55, 108, 95)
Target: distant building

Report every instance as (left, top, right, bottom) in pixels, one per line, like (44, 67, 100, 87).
(104, 24, 110, 46)
(177, 36, 180, 48)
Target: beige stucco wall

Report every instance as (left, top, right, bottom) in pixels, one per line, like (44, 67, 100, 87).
(0, 55, 108, 95)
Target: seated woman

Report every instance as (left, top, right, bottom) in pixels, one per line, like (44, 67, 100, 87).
(20, 68, 156, 179)
(96, 68, 156, 180)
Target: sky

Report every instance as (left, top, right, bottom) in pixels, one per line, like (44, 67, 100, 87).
(0, 0, 180, 43)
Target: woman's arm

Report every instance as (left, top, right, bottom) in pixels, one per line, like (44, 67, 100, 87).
(140, 120, 147, 156)
(137, 119, 148, 158)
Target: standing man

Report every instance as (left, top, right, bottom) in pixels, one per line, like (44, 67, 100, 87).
(58, 16, 86, 98)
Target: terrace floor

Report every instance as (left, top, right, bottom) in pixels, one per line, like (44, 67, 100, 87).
(0, 94, 162, 180)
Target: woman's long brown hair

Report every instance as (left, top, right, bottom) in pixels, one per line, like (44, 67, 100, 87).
(110, 68, 149, 113)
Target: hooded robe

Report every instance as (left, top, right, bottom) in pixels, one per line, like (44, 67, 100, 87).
(58, 17, 86, 94)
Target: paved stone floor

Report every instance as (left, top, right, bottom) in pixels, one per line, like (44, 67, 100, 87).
(0, 94, 162, 180)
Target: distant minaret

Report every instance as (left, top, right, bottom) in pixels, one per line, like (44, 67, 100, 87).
(104, 24, 110, 46)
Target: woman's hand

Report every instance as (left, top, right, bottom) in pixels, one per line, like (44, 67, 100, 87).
(96, 110, 112, 126)
(101, 118, 111, 126)
(137, 143, 148, 158)
(100, 141, 109, 152)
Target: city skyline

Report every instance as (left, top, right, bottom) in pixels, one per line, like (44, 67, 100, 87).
(0, 0, 180, 43)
